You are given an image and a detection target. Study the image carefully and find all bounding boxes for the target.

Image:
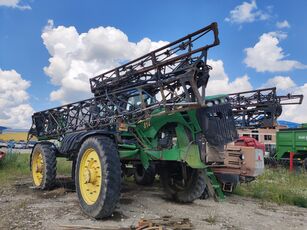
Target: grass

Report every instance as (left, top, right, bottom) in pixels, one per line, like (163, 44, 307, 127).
(57, 157, 72, 176)
(1, 153, 306, 209)
(0, 153, 29, 184)
(204, 214, 218, 225)
(234, 167, 307, 208)
(0, 152, 72, 185)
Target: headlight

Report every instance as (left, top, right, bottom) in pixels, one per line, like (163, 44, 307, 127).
(207, 101, 214, 107)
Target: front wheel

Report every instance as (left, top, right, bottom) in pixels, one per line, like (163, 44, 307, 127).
(75, 136, 121, 219)
(160, 162, 205, 203)
(31, 143, 56, 190)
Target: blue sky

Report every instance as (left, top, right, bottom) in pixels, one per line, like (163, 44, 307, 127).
(0, 0, 307, 128)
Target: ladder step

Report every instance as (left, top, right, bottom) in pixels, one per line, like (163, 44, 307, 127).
(205, 168, 225, 201)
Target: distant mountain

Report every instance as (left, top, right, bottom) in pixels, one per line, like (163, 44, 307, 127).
(0, 126, 8, 131)
(277, 120, 300, 128)
(2, 128, 28, 133)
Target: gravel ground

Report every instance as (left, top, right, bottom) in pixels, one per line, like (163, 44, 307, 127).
(0, 177, 306, 230)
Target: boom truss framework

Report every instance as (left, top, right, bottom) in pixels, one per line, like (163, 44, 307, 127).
(29, 87, 303, 140)
(229, 87, 303, 128)
(28, 22, 303, 140)
(29, 23, 220, 139)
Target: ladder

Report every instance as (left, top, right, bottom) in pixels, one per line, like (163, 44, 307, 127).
(204, 168, 225, 201)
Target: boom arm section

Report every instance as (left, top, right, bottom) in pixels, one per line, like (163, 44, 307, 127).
(89, 23, 219, 105)
(228, 87, 303, 128)
(29, 23, 220, 140)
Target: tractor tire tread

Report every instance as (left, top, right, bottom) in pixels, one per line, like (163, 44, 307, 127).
(160, 167, 205, 203)
(31, 143, 57, 190)
(76, 136, 121, 219)
(134, 164, 156, 186)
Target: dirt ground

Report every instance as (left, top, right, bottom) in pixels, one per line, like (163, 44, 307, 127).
(0, 177, 306, 230)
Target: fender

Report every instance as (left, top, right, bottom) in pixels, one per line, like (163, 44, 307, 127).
(59, 130, 116, 159)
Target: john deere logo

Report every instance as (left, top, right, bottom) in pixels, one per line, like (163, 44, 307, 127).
(143, 120, 150, 129)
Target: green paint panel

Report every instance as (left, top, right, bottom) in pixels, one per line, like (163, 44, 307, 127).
(116, 96, 229, 168)
(276, 128, 307, 159)
(119, 149, 139, 158)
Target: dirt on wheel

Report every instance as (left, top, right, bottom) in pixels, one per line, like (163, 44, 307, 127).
(0, 176, 306, 230)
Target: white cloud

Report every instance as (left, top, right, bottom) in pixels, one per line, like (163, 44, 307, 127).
(244, 32, 307, 72)
(225, 0, 270, 24)
(0, 69, 34, 128)
(262, 76, 296, 90)
(261, 75, 306, 123)
(0, 0, 31, 10)
(206, 59, 253, 95)
(42, 20, 168, 104)
(276, 20, 290, 29)
(279, 83, 307, 123)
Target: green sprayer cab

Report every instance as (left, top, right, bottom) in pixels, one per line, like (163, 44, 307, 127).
(28, 23, 264, 218)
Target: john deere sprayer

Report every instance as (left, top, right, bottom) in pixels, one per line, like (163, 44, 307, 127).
(29, 23, 266, 218)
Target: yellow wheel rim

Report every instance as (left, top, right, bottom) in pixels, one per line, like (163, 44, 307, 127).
(79, 148, 102, 205)
(32, 150, 44, 186)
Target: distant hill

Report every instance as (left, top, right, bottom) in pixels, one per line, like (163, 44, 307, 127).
(2, 128, 29, 133)
(0, 128, 31, 141)
(277, 120, 301, 128)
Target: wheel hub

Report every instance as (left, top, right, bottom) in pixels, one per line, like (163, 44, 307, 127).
(36, 164, 43, 173)
(79, 148, 102, 205)
(83, 169, 91, 183)
(32, 151, 44, 186)
(83, 167, 98, 184)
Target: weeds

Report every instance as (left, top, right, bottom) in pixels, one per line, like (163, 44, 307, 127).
(0, 153, 29, 184)
(57, 158, 72, 176)
(234, 167, 307, 208)
(0, 153, 72, 185)
(204, 213, 218, 225)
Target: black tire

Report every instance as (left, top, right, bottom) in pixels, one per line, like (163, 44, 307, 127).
(160, 163, 205, 203)
(199, 186, 210, 200)
(134, 164, 156, 186)
(75, 136, 121, 219)
(304, 158, 307, 170)
(71, 157, 76, 182)
(31, 143, 57, 190)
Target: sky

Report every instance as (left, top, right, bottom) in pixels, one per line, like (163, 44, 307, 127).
(0, 0, 307, 128)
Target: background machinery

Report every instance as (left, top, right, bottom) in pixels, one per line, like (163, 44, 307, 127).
(227, 87, 304, 168)
(228, 87, 303, 129)
(274, 125, 307, 169)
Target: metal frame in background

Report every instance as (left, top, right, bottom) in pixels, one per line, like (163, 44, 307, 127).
(229, 87, 303, 128)
(89, 23, 220, 105)
(29, 23, 220, 140)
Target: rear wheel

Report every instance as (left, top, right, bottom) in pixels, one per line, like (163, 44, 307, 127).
(31, 143, 57, 190)
(75, 136, 121, 219)
(160, 162, 205, 203)
(134, 164, 156, 186)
